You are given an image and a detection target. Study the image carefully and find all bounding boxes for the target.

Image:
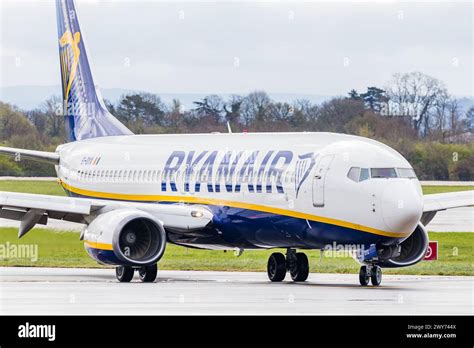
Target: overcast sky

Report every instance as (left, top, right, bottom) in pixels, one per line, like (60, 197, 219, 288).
(0, 0, 472, 97)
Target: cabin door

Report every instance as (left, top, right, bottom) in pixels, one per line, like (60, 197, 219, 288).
(312, 155, 334, 207)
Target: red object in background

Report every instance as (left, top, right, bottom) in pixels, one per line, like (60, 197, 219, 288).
(424, 241, 438, 260)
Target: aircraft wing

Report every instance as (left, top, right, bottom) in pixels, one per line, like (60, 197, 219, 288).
(0, 191, 213, 238)
(421, 190, 474, 225)
(0, 147, 59, 165)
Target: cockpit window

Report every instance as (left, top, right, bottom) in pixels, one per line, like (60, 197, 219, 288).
(370, 168, 398, 178)
(348, 167, 413, 182)
(397, 168, 417, 178)
(359, 168, 370, 181)
(347, 167, 360, 182)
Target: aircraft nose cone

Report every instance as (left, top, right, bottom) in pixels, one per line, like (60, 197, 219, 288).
(381, 181, 423, 235)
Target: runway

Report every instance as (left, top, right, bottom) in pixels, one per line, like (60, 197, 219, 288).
(0, 267, 472, 315)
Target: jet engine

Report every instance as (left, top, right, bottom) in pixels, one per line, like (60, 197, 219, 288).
(376, 222, 429, 268)
(83, 209, 166, 266)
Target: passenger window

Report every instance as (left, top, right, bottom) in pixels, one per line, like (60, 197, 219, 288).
(359, 168, 369, 181)
(347, 167, 360, 182)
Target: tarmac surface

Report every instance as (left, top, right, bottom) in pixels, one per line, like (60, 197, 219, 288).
(0, 267, 471, 315)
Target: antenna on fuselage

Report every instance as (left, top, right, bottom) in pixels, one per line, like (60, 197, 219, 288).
(226, 121, 233, 134)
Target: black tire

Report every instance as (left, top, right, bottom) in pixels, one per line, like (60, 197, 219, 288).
(370, 265, 382, 286)
(290, 252, 309, 282)
(116, 265, 134, 282)
(267, 252, 286, 282)
(138, 264, 158, 283)
(359, 265, 370, 286)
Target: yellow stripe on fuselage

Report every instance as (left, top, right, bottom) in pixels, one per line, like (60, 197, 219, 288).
(84, 240, 113, 251)
(62, 181, 406, 238)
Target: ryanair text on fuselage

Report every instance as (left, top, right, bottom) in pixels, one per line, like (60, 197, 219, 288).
(161, 150, 317, 196)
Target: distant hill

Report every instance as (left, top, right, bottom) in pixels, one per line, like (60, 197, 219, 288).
(1, 85, 472, 113)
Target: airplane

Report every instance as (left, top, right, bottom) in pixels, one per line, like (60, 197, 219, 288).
(0, 0, 472, 285)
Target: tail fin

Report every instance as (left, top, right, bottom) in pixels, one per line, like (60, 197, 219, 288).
(56, 0, 132, 142)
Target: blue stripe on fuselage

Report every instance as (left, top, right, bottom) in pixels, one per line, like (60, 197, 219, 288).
(66, 188, 397, 249)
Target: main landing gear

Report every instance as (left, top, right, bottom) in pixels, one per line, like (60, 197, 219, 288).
(359, 265, 382, 286)
(267, 249, 309, 282)
(115, 264, 158, 283)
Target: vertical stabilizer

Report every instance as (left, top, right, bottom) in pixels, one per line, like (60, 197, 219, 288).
(56, 0, 133, 141)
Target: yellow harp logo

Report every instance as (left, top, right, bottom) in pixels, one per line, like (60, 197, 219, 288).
(59, 31, 81, 101)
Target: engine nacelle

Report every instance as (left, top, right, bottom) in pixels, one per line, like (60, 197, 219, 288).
(83, 209, 166, 266)
(376, 222, 429, 268)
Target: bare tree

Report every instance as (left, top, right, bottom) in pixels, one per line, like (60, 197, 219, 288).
(193, 95, 224, 123)
(316, 98, 365, 133)
(386, 72, 447, 136)
(42, 95, 65, 138)
(268, 102, 292, 122)
(466, 107, 474, 132)
(240, 91, 271, 126)
(223, 95, 243, 127)
(447, 98, 462, 136)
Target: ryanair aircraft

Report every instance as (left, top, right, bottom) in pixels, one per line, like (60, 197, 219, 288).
(0, 0, 472, 285)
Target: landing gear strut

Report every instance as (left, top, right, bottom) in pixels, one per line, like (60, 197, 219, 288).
(359, 265, 382, 286)
(266, 249, 309, 282)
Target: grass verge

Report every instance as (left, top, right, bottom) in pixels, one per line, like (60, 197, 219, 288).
(422, 185, 474, 195)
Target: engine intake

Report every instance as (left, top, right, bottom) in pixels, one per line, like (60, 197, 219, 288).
(114, 217, 166, 265)
(84, 209, 166, 266)
(377, 222, 429, 268)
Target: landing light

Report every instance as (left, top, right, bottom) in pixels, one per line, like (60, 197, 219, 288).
(191, 211, 203, 218)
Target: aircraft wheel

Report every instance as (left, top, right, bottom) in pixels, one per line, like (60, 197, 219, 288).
(359, 265, 370, 286)
(116, 265, 134, 282)
(138, 264, 158, 283)
(290, 252, 309, 282)
(370, 265, 382, 286)
(267, 252, 286, 282)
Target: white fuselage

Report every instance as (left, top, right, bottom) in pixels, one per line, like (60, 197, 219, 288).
(55, 132, 423, 249)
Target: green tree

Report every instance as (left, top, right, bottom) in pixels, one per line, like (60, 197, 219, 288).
(116, 93, 166, 128)
(360, 87, 388, 113)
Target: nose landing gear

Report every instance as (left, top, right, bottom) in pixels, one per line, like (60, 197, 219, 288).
(359, 265, 382, 286)
(267, 249, 309, 282)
